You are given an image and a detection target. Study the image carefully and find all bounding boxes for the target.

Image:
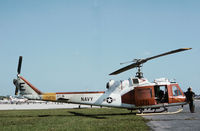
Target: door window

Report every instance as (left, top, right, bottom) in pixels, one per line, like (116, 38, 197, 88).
(172, 85, 182, 96)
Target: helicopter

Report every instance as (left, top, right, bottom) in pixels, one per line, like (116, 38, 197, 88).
(13, 48, 191, 114)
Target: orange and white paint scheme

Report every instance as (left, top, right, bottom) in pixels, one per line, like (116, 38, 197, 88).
(13, 48, 191, 113)
(14, 75, 187, 110)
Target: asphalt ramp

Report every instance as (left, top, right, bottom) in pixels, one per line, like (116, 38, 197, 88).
(143, 100, 200, 131)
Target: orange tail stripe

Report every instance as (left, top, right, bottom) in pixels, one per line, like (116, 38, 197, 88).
(19, 76, 42, 95)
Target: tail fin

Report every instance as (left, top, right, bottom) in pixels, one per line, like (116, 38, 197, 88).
(13, 75, 42, 100)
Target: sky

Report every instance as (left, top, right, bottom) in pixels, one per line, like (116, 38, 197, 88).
(0, 0, 200, 96)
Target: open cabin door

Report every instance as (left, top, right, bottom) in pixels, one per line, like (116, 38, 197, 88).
(154, 85, 168, 104)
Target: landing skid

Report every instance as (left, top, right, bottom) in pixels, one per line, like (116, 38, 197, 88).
(136, 108, 183, 116)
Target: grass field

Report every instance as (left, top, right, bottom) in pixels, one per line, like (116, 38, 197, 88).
(0, 108, 149, 131)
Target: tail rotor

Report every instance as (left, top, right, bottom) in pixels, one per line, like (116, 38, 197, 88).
(14, 56, 23, 95)
(17, 56, 23, 75)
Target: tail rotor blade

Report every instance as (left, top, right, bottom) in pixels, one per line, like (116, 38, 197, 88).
(15, 87, 18, 95)
(17, 56, 23, 74)
(13, 79, 18, 95)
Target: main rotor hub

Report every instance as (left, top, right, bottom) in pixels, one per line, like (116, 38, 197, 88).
(135, 64, 143, 78)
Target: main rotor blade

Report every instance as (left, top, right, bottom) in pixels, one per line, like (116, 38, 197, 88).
(109, 48, 192, 75)
(109, 62, 140, 75)
(17, 56, 23, 74)
(144, 48, 192, 62)
(120, 60, 134, 65)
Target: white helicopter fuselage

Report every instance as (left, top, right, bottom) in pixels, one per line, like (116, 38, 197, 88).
(14, 75, 187, 110)
(15, 75, 143, 109)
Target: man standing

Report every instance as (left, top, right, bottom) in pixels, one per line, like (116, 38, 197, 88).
(185, 87, 195, 113)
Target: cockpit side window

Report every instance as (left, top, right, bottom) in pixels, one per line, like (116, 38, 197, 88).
(172, 85, 182, 96)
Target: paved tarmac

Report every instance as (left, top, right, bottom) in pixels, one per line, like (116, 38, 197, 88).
(143, 100, 200, 131)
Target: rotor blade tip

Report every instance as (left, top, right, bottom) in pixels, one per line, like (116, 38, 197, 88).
(182, 48, 192, 50)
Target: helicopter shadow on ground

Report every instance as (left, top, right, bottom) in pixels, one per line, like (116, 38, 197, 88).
(68, 111, 136, 119)
(0, 114, 71, 118)
(0, 111, 136, 120)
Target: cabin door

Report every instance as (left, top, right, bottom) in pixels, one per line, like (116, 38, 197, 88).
(135, 87, 156, 106)
(169, 84, 185, 103)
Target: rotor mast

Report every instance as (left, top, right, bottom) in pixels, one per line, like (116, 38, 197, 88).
(136, 65, 143, 78)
